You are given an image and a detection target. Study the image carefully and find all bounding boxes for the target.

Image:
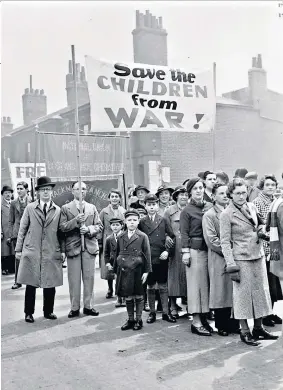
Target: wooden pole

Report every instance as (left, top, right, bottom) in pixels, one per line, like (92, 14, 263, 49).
(32, 124, 39, 201)
(212, 62, 217, 171)
(71, 44, 85, 251)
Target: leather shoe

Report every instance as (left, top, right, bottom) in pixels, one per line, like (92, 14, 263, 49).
(133, 320, 143, 331)
(202, 320, 214, 333)
(252, 327, 279, 340)
(121, 320, 135, 331)
(147, 312, 156, 324)
(217, 329, 229, 337)
(115, 298, 123, 308)
(83, 308, 99, 316)
(240, 332, 260, 346)
(191, 324, 211, 336)
(162, 313, 177, 323)
(11, 283, 22, 290)
(44, 313, 57, 320)
(271, 314, 282, 325)
(106, 290, 113, 299)
(25, 314, 34, 323)
(262, 316, 275, 327)
(68, 310, 80, 318)
(143, 301, 150, 312)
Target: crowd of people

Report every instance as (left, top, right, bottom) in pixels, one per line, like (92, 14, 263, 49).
(1, 168, 283, 347)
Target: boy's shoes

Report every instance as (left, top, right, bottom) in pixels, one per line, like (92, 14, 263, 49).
(11, 283, 22, 289)
(68, 310, 80, 318)
(83, 308, 99, 316)
(202, 320, 214, 333)
(162, 313, 177, 323)
(115, 298, 123, 308)
(217, 329, 229, 337)
(240, 332, 260, 346)
(143, 301, 150, 312)
(133, 320, 143, 331)
(121, 320, 135, 331)
(106, 290, 113, 299)
(25, 314, 34, 323)
(147, 312, 156, 324)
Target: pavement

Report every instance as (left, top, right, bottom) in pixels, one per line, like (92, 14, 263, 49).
(1, 270, 283, 390)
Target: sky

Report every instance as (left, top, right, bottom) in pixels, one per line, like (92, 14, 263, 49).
(2, 1, 283, 128)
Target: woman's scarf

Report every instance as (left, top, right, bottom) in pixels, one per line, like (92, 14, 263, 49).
(190, 198, 205, 208)
(232, 201, 258, 227)
(266, 197, 283, 260)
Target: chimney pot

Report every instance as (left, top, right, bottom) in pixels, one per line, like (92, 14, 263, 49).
(7, 117, 11, 123)
(68, 60, 72, 74)
(35, 89, 39, 95)
(158, 16, 163, 28)
(257, 54, 262, 68)
(136, 10, 140, 28)
(25, 88, 29, 94)
(252, 57, 257, 68)
(3, 116, 6, 122)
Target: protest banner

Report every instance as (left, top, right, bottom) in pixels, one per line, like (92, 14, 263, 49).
(38, 133, 127, 178)
(50, 179, 120, 213)
(9, 162, 46, 192)
(85, 56, 216, 132)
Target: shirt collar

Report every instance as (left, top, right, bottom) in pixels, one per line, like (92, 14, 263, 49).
(40, 200, 51, 210)
(74, 199, 85, 209)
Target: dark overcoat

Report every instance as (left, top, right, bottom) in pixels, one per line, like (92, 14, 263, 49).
(9, 197, 32, 240)
(113, 229, 151, 297)
(1, 199, 14, 257)
(138, 214, 175, 264)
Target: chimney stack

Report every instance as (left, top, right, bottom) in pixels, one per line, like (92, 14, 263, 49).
(22, 75, 47, 125)
(248, 53, 267, 109)
(66, 59, 89, 108)
(1, 116, 14, 137)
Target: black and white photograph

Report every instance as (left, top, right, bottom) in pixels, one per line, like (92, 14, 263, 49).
(1, 1, 283, 389)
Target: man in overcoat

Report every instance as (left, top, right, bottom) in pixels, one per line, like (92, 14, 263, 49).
(1, 185, 14, 275)
(15, 176, 65, 323)
(8, 181, 31, 289)
(59, 181, 102, 318)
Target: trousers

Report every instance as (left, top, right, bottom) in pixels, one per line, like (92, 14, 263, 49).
(24, 285, 56, 315)
(67, 251, 96, 311)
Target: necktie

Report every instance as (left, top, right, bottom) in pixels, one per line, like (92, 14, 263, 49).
(43, 203, 47, 218)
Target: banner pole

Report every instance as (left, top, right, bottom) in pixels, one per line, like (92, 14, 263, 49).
(71, 44, 85, 251)
(127, 130, 134, 185)
(32, 124, 39, 201)
(212, 62, 217, 171)
(122, 173, 127, 209)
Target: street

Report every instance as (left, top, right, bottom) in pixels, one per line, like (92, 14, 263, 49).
(2, 270, 283, 390)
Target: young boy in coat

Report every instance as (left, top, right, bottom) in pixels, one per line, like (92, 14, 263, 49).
(138, 194, 176, 324)
(105, 217, 125, 308)
(112, 210, 152, 331)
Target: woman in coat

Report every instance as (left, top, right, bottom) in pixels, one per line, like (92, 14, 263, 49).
(202, 183, 239, 336)
(1, 186, 14, 274)
(99, 189, 125, 298)
(180, 178, 213, 336)
(220, 178, 278, 346)
(164, 186, 188, 318)
(156, 185, 175, 217)
(253, 175, 282, 326)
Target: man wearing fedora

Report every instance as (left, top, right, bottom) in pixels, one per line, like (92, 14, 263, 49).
(1, 185, 14, 275)
(8, 181, 32, 289)
(59, 181, 102, 318)
(15, 176, 65, 323)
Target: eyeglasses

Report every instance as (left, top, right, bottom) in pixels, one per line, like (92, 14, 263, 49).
(73, 188, 87, 191)
(39, 187, 53, 192)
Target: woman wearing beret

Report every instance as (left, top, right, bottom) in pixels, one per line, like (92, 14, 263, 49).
(180, 178, 213, 336)
(164, 186, 188, 318)
(220, 178, 278, 346)
(99, 189, 125, 299)
(253, 175, 282, 326)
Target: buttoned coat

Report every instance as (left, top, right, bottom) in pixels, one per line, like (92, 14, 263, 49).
(99, 204, 125, 279)
(202, 205, 233, 308)
(113, 229, 152, 296)
(15, 201, 64, 288)
(1, 199, 14, 257)
(9, 197, 32, 240)
(138, 214, 175, 264)
(59, 200, 102, 257)
(220, 202, 264, 266)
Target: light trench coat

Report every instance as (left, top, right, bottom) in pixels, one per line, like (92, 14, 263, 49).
(15, 201, 64, 288)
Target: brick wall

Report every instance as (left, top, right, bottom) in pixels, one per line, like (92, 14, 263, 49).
(161, 103, 283, 186)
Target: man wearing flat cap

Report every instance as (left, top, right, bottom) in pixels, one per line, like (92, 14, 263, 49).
(1, 185, 14, 275)
(245, 172, 261, 202)
(15, 176, 66, 323)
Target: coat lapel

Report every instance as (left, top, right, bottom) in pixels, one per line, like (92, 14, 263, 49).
(231, 203, 254, 227)
(68, 200, 79, 217)
(15, 199, 21, 213)
(34, 202, 45, 226)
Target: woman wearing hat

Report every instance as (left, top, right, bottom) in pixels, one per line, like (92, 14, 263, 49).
(180, 178, 213, 336)
(129, 185, 150, 211)
(156, 185, 174, 217)
(1, 185, 14, 275)
(164, 186, 188, 318)
(99, 189, 125, 299)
